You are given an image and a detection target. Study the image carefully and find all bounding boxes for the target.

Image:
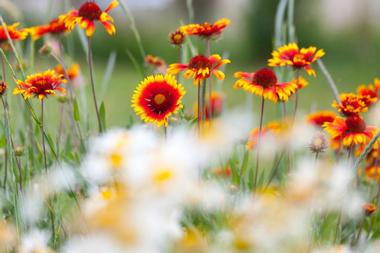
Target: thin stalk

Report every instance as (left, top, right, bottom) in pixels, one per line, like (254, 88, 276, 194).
(49, 50, 85, 150)
(1, 55, 22, 190)
(119, 0, 146, 62)
(317, 60, 341, 104)
(197, 83, 202, 132)
(254, 96, 265, 189)
(87, 37, 103, 133)
(287, 0, 296, 42)
(56, 103, 65, 154)
(293, 69, 300, 119)
(1, 97, 23, 191)
(41, 100, 47, 172)
(354, 131, 380, 174)
(186, 0, 194, 23)
(201, 79, 207, 122)
(274, 0, 288, 48)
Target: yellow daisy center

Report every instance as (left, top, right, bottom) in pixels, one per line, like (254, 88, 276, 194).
(153, 168, 173, 185)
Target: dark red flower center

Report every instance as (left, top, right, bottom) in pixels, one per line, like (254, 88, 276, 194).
(78, 2, 102, 20)
(252, 68, 277, 88)
(345, 115, 366, 133)
(188, 55, 211, 70)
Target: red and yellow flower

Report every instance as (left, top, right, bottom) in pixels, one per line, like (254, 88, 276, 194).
(29, 18, 68, 40)
(268, 43, 325, 76)
(364, 164, 380, 181)
(167, 54, 230, 85)
(180, 18, 230, 39)
(169, 30, 186, 46)
(131, 74, 185, 127)
(233, 68, 297, 102)
(293, 76, 308, 90)
(246, 122, 285, 150)
(362, 202, 377, 216)
(357, 79, 380, 107)
(332, 93, 368, 116)
(307, 111, 336, 127)
(13, 70, 66, 100)
(0, 23, 27, 43)
(323, 115, 377, 149)
(60, 0, 119, 37)
(145, 54, 167, 74)
(54, 63, 80, 81)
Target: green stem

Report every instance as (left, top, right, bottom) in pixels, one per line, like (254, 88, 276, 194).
(87, 37, 103, 133)
(254, 96, 265, 190)
(317, 60, 341, 104)
(41, 100, 47, 172)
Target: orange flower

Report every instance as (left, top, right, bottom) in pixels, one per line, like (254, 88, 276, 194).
(169, 30, 186, 46)
(167, 54, 230, 85)
(0, 81, 7, 95)
(29, 18, 68, 40)
(205, 92, 224, 119)
(54, 63, 80, 81)
(246, 122, 284, 150)
(131, 74, 185, 127)
(60, 0, 119, 37)
(362, 202, 377, 216)
(212, 166, 232, 178)
(357, 78, 380, 107)
(145, 54, 167, 74)
(268, 43, 325, 76)
(307, 111, 336, 127)
(13, 70, 66, 100)
(332, 93, 368, 116)
(323, 115, 377, 149)
(0, 23, 27, 43)
(180, 18, 230, 39)
(293, 76, 308, 90)
(365, 164, 380, 181)
(233, 68, 297, 103)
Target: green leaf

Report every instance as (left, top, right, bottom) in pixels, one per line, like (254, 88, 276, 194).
(73, 99, 80, 122)
(99, 101, 106, 131)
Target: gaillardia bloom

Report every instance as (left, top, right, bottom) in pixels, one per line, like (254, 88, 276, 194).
(268, 43, 325, 76)
(169, 30, 186, 46)
(233, 68, 297, 102)
(323, 115, 377, 148)
(13, 70, 66, 100)
(167, 54, 230, 85)
(307, 111, 336, 128)
(54, 63, 80, 81)
(0, 23, 27, 43)
(131, 74, 185, 127)
(60, 0, 119, 37)
(180, 18, 230, 39)
(332, 93, 368, 116)
(357, 79, 380, 107)
(145, 54, 167, 74)
(365, 164, 380, 181)
(29, 18, 68, 40)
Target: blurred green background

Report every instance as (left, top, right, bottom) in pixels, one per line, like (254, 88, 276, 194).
(1, 0, 380, 128)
